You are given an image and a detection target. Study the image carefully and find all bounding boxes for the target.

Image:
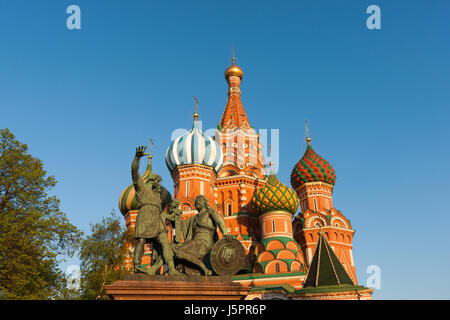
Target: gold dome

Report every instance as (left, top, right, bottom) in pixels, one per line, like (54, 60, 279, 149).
(252, 174, 300, 216)
(225, 57, 243, 80)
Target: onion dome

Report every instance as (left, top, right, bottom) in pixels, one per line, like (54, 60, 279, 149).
(252, 172, 299, 216)
(165, 113, 223, 173)
(291, 138, 336, 190)
(225, 57, 244, 80)
(118, 155, 172, 215)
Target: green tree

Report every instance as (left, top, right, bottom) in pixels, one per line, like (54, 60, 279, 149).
(78, 210, 130, 300)
(0, 128, 82, 299)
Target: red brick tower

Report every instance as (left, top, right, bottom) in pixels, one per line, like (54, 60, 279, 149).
(290, 126, 358, 284)
(248, 161, 306, 289)
(165, 109, 224, 219)
(213, 58, 268, 270)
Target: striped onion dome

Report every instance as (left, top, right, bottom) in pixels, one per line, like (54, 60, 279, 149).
(165, 116, 223, 173)
(252, 173, 299, 216)
(118, 157, 172, 215)
(290, 143, 336, 190)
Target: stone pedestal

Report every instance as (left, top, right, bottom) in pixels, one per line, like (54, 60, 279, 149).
(104, 274, 251, 300)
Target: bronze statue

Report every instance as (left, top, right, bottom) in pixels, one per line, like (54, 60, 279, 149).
(144, 198, 183, 274)
(172, 195, 233, 275)
(131, 145, 181, 275)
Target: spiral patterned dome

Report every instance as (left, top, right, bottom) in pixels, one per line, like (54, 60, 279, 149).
(252, 174, 299, 216)
(165, 118, 223, 173)
(290, 144, 336, 190)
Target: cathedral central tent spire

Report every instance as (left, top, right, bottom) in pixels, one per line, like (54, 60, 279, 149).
(219, 56, 251, 132)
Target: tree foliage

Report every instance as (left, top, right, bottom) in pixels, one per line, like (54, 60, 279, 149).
(78, 210, 130, 300)
(0, 128, 82, 299)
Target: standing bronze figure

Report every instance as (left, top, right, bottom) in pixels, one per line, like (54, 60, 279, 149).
(131, 145, 181, 275)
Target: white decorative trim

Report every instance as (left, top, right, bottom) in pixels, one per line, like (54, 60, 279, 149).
(306, 215, 328, 228)
(307, 248, 312, 264)
(330, 216, 349, 229)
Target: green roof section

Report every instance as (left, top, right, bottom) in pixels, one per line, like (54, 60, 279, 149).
(303, 231, 354, 288)
(249, 284, 296, 294)
(240, 234, 252, 240)
(297, 284, 367, 294)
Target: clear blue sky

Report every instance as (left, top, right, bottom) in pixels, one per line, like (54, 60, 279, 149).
(1, 0, 449, 299)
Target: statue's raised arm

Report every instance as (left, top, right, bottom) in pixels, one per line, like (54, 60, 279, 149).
(131, 145, 147, 190)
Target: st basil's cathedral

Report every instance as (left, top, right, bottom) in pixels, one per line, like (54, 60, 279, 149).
(118, 58, 373, 300)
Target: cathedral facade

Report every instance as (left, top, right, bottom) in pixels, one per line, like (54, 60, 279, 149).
(118, 58, 373, 300)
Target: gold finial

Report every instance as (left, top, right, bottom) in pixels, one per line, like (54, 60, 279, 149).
(305, 120, 311, 146)
(193, 96, 199, 121)
(225, 49, 243, 80)
(268, 144, 274, 174)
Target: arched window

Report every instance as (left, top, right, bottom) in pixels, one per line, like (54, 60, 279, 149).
(275, 263, 280, 273)
(226, 202, 232, 216)
(185, 181, 190, 197)
(272, 220, 276, 232)
(313, 198, 317, 212)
